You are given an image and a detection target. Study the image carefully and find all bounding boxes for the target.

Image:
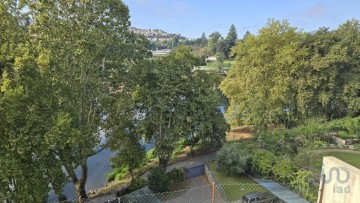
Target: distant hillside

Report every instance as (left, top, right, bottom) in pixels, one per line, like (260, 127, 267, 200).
(129, 27, 194, 50)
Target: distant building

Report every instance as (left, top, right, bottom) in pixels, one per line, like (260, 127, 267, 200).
(205, 56, 217, 62)
(192, 67, 208, 72)
(151, 49, 172, 57)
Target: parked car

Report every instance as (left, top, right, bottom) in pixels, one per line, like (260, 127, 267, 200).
(242, 192, 276, 203)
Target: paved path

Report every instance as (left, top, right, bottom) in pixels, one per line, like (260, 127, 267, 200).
(141, 151, 217, 179)
(253, 179, 309, 203)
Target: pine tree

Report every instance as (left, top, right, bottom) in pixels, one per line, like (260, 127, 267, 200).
(226, 24, 238, 47)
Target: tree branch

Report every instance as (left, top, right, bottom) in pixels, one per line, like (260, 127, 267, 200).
(86, 147, 105, 158)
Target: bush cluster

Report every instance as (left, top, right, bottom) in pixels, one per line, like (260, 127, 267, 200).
(216, 142, 250, 176)
(167, 168, 185, 184)
(128, 178, 149, 192)
(148, 167, 185, 193)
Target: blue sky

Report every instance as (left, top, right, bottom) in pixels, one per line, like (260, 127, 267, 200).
(122, 0, 360, 38)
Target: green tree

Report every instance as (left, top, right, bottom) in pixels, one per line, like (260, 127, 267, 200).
(0, 1, 148, 202)
(29, 1, 142, 201)
(131, 47, 197, 169)
(185, 71, 229, 154)
(216, 25, 238, 59)
(208, 31, 222, 55)
(105, 91, 146, 180)
(216, 40, 231, 59)
(295, 28, 338, 118)
(242, 31, 252, 40)
(200, 32, 208, 46)
(130, 47, 227, 169)
(321, 20, 360, 119)
(226, 24, 238, 47)
(221, 19, 307, 129)
(108, 129, 145, 181)
(0, 2, 66, 201)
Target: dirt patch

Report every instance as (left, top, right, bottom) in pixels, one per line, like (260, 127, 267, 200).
(226, 126, 254, 141)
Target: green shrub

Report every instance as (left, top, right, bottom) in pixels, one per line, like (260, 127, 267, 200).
(107, 167, 128, 182)
(167, 168, 185, 185)
(115, 173, 126, 181)
(293, 150, 314, 169)
(309, 139, 327, 149)
(251, 149, 275, 177)
(144, 148, 156, 163)
(273, 157, 296, 183)
(128, 178, 149, 192)
(148, 167, 169, 193)
(216, 142, 250, 176)
(338, 130, 355, 139)
(253, 131, 298, 156)
(290, 170, 317, 202)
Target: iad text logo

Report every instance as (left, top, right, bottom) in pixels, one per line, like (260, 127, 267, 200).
(323, 166, 350, 193)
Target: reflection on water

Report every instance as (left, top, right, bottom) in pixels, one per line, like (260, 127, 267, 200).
(218, 105, 225, 114)
(49, 132, 153, 201)
(60, 148, 112, 199)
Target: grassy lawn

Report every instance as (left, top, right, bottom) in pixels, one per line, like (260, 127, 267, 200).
(223, 60, 236, 67)
(312, 150, 360, 173)
(198, 65, 217, 71)
(208, 161, 267, 201)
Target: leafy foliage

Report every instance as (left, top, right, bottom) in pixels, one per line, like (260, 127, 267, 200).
(251, 150, 275, 177)
(167, 168, 185, 185)
(148, 167, 169, 193)
(216, 143, 250, 176)
(290, 171, 317, 202)
(106, 167, 128, 182)
(128, 178, 149, 192)
(272, 158, 296, 183)
(221, 19, 360, 129)
(0, 0, 149, 202)
(126, 47, 228, 168)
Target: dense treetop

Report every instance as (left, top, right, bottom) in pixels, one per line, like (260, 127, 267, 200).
(221, 19, 360, 129)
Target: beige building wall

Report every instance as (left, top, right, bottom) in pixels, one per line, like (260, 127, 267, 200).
(318, 156, 360, 203)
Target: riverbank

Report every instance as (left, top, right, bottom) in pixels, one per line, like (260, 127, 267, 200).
(88, 146, 216, 199)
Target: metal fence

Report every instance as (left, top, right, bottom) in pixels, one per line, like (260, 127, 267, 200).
(116, 183, 280, 203)
(45, 182, 318, 203)
(46, 163, 316, 203)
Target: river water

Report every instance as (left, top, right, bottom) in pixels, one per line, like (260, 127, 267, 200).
(48, 132, 153, 201)
(50, 106, 225, 201)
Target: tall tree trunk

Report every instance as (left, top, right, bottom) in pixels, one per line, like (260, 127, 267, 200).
(190, 144, 195, 156)
(129, 168, 134, 181)
(158, 157, 169, 170)
(76, 163, 88, 203)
